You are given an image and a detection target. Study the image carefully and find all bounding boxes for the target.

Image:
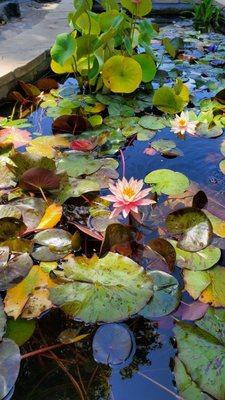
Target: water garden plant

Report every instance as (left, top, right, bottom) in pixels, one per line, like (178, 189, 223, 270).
(0, 1, 225, 399)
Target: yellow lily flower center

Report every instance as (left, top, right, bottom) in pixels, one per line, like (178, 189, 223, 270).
(123, 187, 135, 198)
(179, 119, 187, 127)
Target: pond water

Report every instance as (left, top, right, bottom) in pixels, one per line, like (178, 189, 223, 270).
(1, 17, 225, 400)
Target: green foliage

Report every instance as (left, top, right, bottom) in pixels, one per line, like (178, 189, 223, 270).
(50, 0, 157, 93)
(193, 0, 221, 32)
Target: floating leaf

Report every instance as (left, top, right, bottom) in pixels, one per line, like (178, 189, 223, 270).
(102, 56, 142, 94)
(174, 357, 208, 400)
(58, 329, 89, 344)
(36, 204, 62, 229)
(57, 153, 102, 178)
(174, 320, 225, 400)
(121, 0, 152, 16)
(34, 229, 72, 251)
(170, 240, 221, 270)
(139, 271, 180, 318)
(0, 205, 21, 220)
(181, 301, 209, 321)
(4, 265, 55, 319)
(50, 253, 153, 323)
(0, 253, 33, 291)
(145, 238, 176, 272)
(20, 168, 60, 191)
(6, 318, 36, 346)
(184, 265, 225, 306)
(151, 139, 177, 155)
(0, 339, 20, 400)
(31, 246, 70, 262)
(52, 115, 89, 135)
(138, 116, 165, 130)
(204, 210, 225, 238)
(153, 81, 189, 114)
(26, 136, 69, 158)
(145, 169, 189, 196)
(0, 239, 33, 254)
(166, 208, 213, 252)
(196, 123, 223, 138)
(192, 190, 208, 209)
(100, 223, 134, 257)
(0, 218, 27, 241)
(92, 323, 133, 365)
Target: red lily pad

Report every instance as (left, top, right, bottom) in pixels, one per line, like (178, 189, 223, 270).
(52, 115, 90, 135)
(20, 167, 60, 191)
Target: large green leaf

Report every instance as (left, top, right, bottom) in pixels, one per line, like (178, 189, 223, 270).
(57, 154, 102, 178)
(144, 169, 189, 196)
(50, 253, 153, 323)
(174, 318, 225, 400)
(51, 33, 76, 66)
(133, 54, 156, 83)
(170, 240, 221, 271)
(153, 81, 189, 114)
(6, 318, 36, 346)
(139, 271, 180, 318)
(121, 0, 152, 17)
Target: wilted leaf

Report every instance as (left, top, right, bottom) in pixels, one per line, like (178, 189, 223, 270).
(50, 253, 153, 323)
(0, 218, 27, 241)
(36, 204, 62, 229)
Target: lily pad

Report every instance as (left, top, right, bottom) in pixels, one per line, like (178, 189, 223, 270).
(57, 154, 102, 178)
(139, 271, 180, 318)
(34, 229, 72, 251)
(32, 246, 69, 262)
(133, 54, 156, 82)
(138, 116, 165, 130)
(145, 238, 176, 272)
(0, 253, 33, 290)
(6, 318, 36, 346)
(0, 339, 20, 400)
(170, 240, 221, 270)
(0, 218, 27, 241)
(145, 169, 189, 196)
(166, 207, 213, 252)
(20, 167, 60, 191)
(92, 323, 133, 365)
(50, 253, 153, 323)
(102, 56, 142, 94)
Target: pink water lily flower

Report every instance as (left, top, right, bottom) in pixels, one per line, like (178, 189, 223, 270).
(102, 177, 155, 219)
(171, 111, 197, 136)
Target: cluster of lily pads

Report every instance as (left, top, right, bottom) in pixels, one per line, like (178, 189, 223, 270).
(0, 3, 225, 399)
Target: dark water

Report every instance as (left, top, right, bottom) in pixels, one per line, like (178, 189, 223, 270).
(9, 105, 224, 400)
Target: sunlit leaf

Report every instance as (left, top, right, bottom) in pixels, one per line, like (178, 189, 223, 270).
(133, 54, 156, 82)
(26, 136, 69, 158)
(0, 128, 31, 149)
(34, 229, 72, 251)
(51, 33, 76, 66)
(145, 169, 189, 196)
(36, 203, 62, 229)
(121, 0, 152, 16)
(50, 253, 153, 323)
(102, 56, 142, 93)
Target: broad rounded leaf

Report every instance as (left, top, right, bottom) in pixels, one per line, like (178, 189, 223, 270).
(170, 240, 221, 271)
(133, 54, 156, 82)
(34, 229, 72, 251)
(0, 253, 33, 290)
(6, 318, 36, 346)
(121, 0, 152, 16)
(145, 169, 189, 196)
(0, 339, 20, 400)
(139, 271, 180, 318)
(50, 253, 153, 323)
(20, 168, 60, 191)
(92, 323, 133, 365)
(0, 218, 27, 241)
(145, 238, 176, 271)
(51, 33, 76, 66)
(102, 56, 142, 94)
(52, 115, 89, 135)
(32, 246, 69, 262)
(166, 207, 213, 252)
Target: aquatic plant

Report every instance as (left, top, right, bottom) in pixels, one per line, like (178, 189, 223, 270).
(171, 111, 197, 136)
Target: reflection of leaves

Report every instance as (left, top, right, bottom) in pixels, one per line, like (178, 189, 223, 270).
(0, 339, 20, 400)
(50, 253, 153, 323)
(93, 323, 133, 365)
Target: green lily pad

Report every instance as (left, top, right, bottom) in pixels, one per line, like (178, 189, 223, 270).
(6, 318, 36, 346)
(174, 319, 225, 400)
(196, 307, 225, 345)
(144, 169, 189, 196)
(34, 229, 72, 251)
(133, 54, 156, 83)
(57, 154, 102, 178)
(166, 207, 213, 252)
(153, 81, 189, 114)
(50, 253, 153, 323)
(32, 246, 69, 262)
(169, 240, 221, 270)
(51, 33, 76, 66)
(58, 178, 100, 203)
(0, 339, 21, 400)
(151, 139, 176, 154)
(139, 271, 180, 318)
(138, 116, 165, 130)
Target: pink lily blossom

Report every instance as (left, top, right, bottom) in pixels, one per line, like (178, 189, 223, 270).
(102, 177, 155, 219)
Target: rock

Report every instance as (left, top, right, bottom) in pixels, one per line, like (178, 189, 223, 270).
(4, 2, 20, 18)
